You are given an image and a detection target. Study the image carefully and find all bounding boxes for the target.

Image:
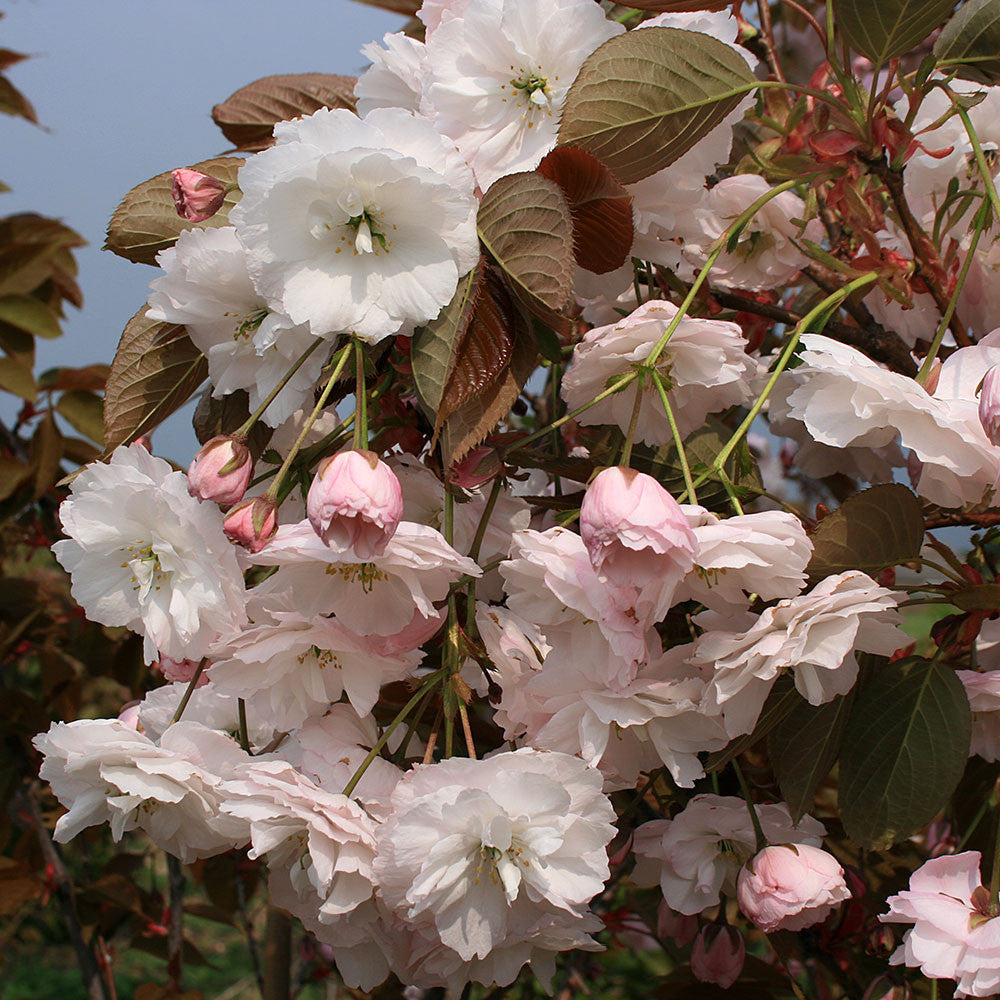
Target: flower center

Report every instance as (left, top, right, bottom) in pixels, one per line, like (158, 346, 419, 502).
(502, 64, 559, 126)
(325, 561, 385, 593)
(297, 645, 342, 669)
(232, 307, 268, 342)
(120, 541, 168, 599)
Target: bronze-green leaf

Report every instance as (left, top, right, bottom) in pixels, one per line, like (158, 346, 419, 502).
(104, 157, 243, 266)
(558, 27, 757, 184)
(834, 0, 956, 66)
(102, 306, 207, 455)
(807, 483, 924, 581)
(0, 294, 62, 339)
(934, 0, 1000, 86)
(211, 74, 357, 152)
(477, 172, 574, 320)
(56, 390, 105, 446)
(840, 656, 971, 849)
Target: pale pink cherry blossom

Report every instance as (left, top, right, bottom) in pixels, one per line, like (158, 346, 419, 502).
(477, 605, 728, 789)
(290, 706, 407, 821)
(682, 175, 824, 291)
(355, 32, 428, 116)
(374, 748, 616, 963)
(737, 844, 850, 933)
(500, 526, 649, 681)
(580, 468, 698, 608)
(417, 0, 469, 37)
(631, 795, 825, 915)
(770, 333, 1000, 507)
(307, 449, 403, 557)
(421, 0, 623, 191)
(223, 495, 278, 553)
(958, 669, 1000, 762)
(389, 453, 529, 599)
(880, 851, 1000, 998)
(207, 591, 422, 730)
(170, 167, 227, 222)
(187, 435, 252, 506)
(231, 107, 479, 343)
(561, 299, 759, 447)
(117, 702, 141, 731)
(156, 655, 205, 686)
(53, 443, 247, 664)
(220, 760, 379, 924)
(674, 506, 813, 612)
(33, 719, 251, 862)
(980, 364, 1000, 446)
(691, 571, 903, 738)
(691, 925, 745, 989)
(658, 901, 699, 945)
(146, 227, 327, 427)
(246, 519, 480, 636)
(135, 679, 277, 749)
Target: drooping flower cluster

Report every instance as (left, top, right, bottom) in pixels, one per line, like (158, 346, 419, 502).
(33, 0, 1000, 996)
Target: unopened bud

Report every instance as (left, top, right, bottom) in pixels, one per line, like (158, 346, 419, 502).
(171, 168, 228, 222)
(188, 436, 252, 505)
(691, 925, 745, 990)
(307, 449, 402, 558)
(867, 924, 896, 957)
(980, 364, 1000, 446)
(223, 496, 278, 553)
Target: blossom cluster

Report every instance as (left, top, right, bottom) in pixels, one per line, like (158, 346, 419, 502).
(31, 0, 1000, 996)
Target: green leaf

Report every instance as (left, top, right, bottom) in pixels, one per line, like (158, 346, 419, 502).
(211, 73, 357, 152)
(840, 656, 971, 849)
(0, 294, 62, 339)
(558, 27, 757, 184)
(104, 157, 243, 266)
(934, 0, 1000, 86)
(536, 146, 633, 275)
(102, 306, 208, 455)
(706, 675, 799, 772)
(769, 691, 853, 822)
(807, 483, 924, 581)
(56, 390, 104, 445)
(411, 261, 486, 420)
(834, 0, 956, 66)
(0, 356, 34, 400)
(477, 172, 574, 321)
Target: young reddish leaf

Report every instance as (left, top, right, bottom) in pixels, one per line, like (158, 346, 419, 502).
(537, 146, 634, 274)
(211, 73, 358, 152)
(104, 157, 243, 266)
(102, 306, 208, 455)
(435, 266, 519, 430)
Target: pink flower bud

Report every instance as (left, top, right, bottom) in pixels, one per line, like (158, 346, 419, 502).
(691, 925, 745, 990)
(306, 449, 403, 558)
(223, 496, 278, 553)
(171, 168, 228, 222)
(117, 701, 142, 730)
(657, 900, 698, 946)
(187, 436, 252, 506)
(448, 445, 502, 489)
(580, 466, 697, 590)
(980, 364, 1000, 446)
(737, 844, 851, 933)
(157, 656, 208, 687)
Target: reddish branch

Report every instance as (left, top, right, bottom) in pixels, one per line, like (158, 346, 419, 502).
(924, 511, 1000, 530)
(867, 155, 973, 347)
(15, 789, 110, 1000)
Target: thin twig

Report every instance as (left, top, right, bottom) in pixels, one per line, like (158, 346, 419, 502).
(166, 854, 185, 994)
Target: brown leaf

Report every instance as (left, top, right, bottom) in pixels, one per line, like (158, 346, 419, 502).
(0, 49, 29, 74)
(537, 146, 633, 274)
(102, 306, 208, 455)
(104, 157, 243, 266)
(349, 0, 421, 13)
(36, 363, 109, 392)
(439, 286, 536, 466)
(437, 267, 516, 429)
(212, 73, 358, 151)
(30, 410, 63, 497)
(0, 73, 37, 124)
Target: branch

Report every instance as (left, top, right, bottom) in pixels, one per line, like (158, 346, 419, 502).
(925, 511, 1000, 530)
(235, 866, 265, 997)
(14, 788, 111, 1000)
(707, 286, 918, 377)
(166, 854, 185, 995)
(263, 906, 292, 1000)
(756, 0, 787, 82)
(866, 154, 973, 347)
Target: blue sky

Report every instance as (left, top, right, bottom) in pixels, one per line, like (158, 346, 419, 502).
(2, 0, 402, 459)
